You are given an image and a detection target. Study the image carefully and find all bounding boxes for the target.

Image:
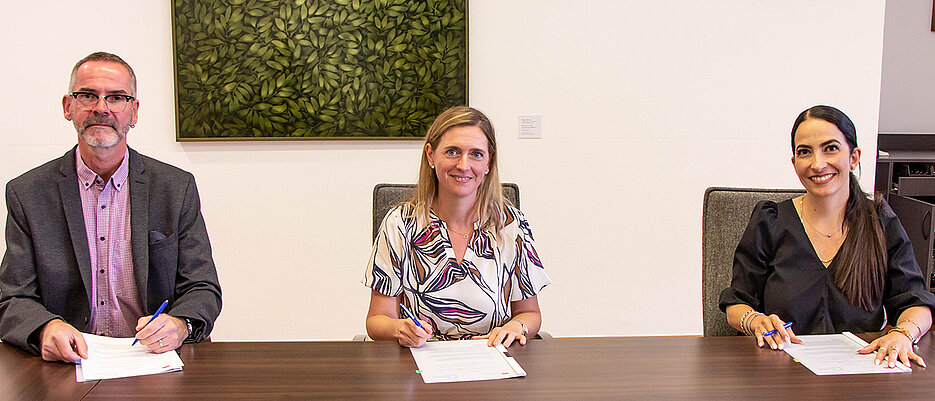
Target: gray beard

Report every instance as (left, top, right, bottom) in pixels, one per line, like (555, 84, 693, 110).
(80, 132, 121, 147)
(76, 124, 125, 148)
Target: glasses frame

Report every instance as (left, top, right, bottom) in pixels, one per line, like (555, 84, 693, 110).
(69, 91, 136, 113)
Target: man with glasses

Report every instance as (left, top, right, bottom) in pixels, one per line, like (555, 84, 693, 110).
(0, 52, 222, 362)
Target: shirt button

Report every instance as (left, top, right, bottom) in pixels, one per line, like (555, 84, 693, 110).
(99, 269, 104, 274)
(100, 301, 105, 305)
(100, 236, 105, 241)
(101, 205, 106, 209)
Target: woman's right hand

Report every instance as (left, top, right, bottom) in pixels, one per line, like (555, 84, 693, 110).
(395, 318, 431, 348)
(749, 314, 802, 350)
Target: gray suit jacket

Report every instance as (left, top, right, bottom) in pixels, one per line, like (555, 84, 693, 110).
(0, 146, 222, 354)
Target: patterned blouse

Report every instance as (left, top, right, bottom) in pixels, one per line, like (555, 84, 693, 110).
(363, 203, 551, 339)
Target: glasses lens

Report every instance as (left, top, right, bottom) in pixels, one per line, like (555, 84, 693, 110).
(105, 95, 129, 112)
(74, 93, 99, 109)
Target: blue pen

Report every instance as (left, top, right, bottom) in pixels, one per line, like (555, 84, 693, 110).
(131, 300, 169, 346)
(763, 321, 793, 337)
(399, 303, 426, 332)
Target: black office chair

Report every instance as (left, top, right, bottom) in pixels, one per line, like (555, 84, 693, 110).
(701, 187, 804, 336)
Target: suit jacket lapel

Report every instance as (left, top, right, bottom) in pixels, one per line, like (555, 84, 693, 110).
(58, 147, 94, 303)
(128, 148, 150, 306)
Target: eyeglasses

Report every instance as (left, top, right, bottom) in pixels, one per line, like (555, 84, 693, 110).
(69, 92, 135, 112)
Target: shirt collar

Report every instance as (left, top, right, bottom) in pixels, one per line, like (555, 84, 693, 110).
(76, 149, 130, 191)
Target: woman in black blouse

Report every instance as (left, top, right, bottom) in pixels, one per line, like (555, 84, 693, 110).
(719, 105, 935, 368)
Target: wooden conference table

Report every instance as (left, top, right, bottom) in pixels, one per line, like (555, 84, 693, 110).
(3, 333, 935, 400)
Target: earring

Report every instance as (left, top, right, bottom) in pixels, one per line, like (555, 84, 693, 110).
(429, 164, 435, 169)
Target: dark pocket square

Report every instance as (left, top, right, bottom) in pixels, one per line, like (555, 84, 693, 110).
(150, 230, 166, 243)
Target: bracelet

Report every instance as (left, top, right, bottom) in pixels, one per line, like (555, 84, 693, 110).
(740, 310, 763, 336)
(888, 326, 915, 343)
(738, 310, 756, 335)
(746, 313, 764, 336)
(741, 311, 755, 335)
(897, 319, 923, 343)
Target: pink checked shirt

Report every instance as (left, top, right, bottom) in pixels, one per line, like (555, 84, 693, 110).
(76, 151, 144, 337)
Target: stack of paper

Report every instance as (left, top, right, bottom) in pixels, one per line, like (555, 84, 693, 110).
(76, 333, 184, 382)
(409, 340, 526, 383)
(782, 332, 911, 375)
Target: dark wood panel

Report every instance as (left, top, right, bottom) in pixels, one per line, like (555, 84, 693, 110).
(898, 177, 935, 197)
(0, 343, 96, 400)
(6, 334, 935, 400)
(890, 194, 935, 291)
(84, 335, 935, 400)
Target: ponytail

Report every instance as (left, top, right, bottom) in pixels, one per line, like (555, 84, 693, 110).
(833, 173, 887, 310)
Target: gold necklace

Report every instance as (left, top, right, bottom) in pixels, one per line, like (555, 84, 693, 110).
(798, 197, 840, 239)
(444, 224, 471, 239)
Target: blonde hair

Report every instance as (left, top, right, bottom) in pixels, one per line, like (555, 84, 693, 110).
(410, 106, 507, 233)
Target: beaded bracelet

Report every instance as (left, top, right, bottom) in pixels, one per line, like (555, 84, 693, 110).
(738, 309, 757, 335)
(742, 312, 764, 336)
(740, 311, 756, 335)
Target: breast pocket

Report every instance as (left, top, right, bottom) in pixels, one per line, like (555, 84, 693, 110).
(149, 231, 178, 294)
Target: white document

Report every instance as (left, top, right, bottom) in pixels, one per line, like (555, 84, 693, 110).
(782, 332, 911, 375)
(409, 340, 527, 383)
(76, 333, 184, 382)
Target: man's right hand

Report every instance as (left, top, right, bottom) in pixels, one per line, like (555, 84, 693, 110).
(38, 319, 88, 363)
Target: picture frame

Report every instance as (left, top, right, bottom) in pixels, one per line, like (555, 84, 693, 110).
(171, 0, 467, 141)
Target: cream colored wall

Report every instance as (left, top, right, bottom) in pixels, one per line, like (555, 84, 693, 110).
(879, 0, 935, 132)
(0, 1, 884, 340)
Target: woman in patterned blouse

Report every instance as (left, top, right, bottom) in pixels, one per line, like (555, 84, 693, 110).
(363, 106, 551, 348)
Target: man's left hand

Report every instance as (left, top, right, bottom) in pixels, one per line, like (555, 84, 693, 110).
(134, 315, 188, 353)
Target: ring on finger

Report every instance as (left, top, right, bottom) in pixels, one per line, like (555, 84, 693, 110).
(892, 345, 899, 351)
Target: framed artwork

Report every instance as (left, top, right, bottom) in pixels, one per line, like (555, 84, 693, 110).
(171, 0, 467, 140)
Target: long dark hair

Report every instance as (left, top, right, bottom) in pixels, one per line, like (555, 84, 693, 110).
(791, 105, 886, 310)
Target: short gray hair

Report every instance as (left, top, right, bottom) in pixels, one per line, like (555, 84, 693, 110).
(68, 52, 137, 96)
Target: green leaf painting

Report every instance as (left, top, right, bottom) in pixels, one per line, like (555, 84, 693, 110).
(171, 0, 467, 140)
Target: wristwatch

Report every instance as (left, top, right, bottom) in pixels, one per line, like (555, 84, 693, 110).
(184, 318, 194, 341)
(515, 320, 528, 335)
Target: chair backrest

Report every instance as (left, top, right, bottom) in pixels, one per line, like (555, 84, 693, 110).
(372, 183, 520, 240)
(701, 187, 804, 336)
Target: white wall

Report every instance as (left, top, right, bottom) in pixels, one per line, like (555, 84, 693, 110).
(0, 1, 884, 340)
(879, 0, 935, 132)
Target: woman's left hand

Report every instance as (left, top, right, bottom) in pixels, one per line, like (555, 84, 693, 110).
(858, 332, 926, 368)
(475, 321, 527, 347)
